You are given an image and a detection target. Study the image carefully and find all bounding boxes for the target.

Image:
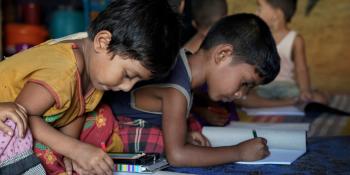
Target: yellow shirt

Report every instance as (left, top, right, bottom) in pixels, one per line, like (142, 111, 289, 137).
(0, 39, 103, 128)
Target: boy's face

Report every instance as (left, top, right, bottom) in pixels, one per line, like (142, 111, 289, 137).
(256, 0, 278, 27)
(87, 31, 152, 92)
(207, 61, 262, 102)
(89, 54, 152, 92)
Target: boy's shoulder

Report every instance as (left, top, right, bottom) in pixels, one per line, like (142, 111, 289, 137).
(3, 42, 80, 87)
(31, 42, 79, 68)
(291, 31, 305, 50)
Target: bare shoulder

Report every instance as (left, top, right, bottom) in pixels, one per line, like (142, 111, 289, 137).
(133, 85, 187, 113)
(293, 34, 305, 49)
(137, 86, 186, 100)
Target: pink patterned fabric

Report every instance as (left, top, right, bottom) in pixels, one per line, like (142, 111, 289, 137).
(0, 119, 33, 163)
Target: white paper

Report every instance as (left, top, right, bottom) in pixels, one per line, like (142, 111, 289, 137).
(242, 106, 305, 116)
(237, 149, 305, 165)
(202, 123, 307, 164)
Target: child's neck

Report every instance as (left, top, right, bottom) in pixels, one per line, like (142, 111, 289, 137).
(188, 49, 208, 89)
(197, 27, 209, 37)
(74, 39, 93, 95)
(271, 22, 290, 44)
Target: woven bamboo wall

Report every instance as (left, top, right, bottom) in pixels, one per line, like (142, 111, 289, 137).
(227, 0, 350, 93)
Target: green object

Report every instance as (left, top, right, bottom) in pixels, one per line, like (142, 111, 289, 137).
(253, 130, 258, 138)
(49, 8, 85, 38)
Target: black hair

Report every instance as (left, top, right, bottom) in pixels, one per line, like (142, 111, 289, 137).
(201, 13, 280, 84)
(88, 0, 181, 79)
(267, 0, 297, 23)
(191, 0, 228, 28)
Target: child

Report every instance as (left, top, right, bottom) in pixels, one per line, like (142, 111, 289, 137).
(236, 0, 327, 108)
(182, 0, 232, 126)
(0, 0, 180, 174)
(184, 0, 228, 53)
(168, 0, 185, 13)
(105, 13, 280, 166)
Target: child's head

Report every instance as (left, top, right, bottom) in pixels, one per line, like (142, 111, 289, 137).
(167, 0, 185, 13)
(88, 0, 180, 78)
(191, 0, 228, 32)
(87, 0, 180, 91)
(256, 0, 297, 26)
(200, 13, 280, 101)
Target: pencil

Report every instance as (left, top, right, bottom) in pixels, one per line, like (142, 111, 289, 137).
(252, 129, 257, 138)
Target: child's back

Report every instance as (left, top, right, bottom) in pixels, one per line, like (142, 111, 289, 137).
(257, 30, 301, 99)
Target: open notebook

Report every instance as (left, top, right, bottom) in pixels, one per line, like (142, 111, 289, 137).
(202, 122, 309, 165)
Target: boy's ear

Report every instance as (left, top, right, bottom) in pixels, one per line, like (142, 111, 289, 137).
(214, 44, 234, 64)
(93, 30, 112, 53)
(192, 20, 198, 29)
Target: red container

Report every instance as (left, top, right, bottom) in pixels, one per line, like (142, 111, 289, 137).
(5, 23, 48, 46)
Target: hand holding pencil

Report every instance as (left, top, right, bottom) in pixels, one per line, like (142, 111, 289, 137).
(235, 130, 270, 161)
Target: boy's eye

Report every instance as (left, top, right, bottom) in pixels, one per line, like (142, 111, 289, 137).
(126, 74, 133, 79)
(124, 71, 132, 79)
(242, 82, 255, 92)
(242, 82, 248, 87)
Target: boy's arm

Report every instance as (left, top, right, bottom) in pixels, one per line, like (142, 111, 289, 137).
(161, 88, 269, 167)
(293, 35, 312, 98)
(58, 116, 86, 175)
(16, 82, 82, 157)
(16, 82, 114, 173)
(59, 116, 85, 138)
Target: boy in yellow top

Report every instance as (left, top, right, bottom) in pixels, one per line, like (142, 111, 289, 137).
(0, 0, 180, 174)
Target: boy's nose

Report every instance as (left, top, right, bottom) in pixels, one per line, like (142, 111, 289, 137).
(119, 84, 132, 92)
(234, 89, 249, 100)
(234, 91, 243, 99)
(119, 81, 138, 92)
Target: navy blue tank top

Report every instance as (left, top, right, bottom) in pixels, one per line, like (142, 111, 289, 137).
(105, 49, 192, 127)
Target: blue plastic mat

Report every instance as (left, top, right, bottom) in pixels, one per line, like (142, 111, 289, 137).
(167, 136, 350, 175)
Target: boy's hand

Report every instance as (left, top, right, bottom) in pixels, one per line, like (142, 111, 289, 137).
(300, 91, 313, 102)
(63, 157, 74, 175)
(0, 102, 28, 137)
(186, 131, 211, 147)
(73, 142, 114, 175)
(72, 159, 92, 175)
(64, 157, 93, 175)
(236, 138, 270, 161)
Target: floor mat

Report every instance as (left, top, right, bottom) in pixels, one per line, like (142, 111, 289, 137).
(239, 94, 350, 137)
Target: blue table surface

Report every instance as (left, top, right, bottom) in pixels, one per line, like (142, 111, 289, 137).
(167, 136, 350, 175)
